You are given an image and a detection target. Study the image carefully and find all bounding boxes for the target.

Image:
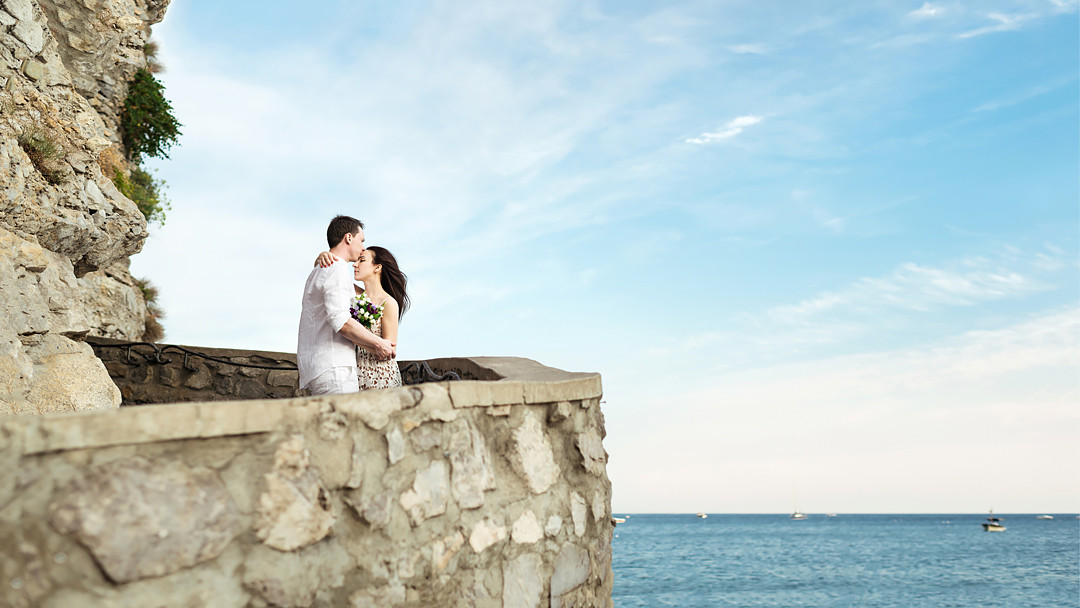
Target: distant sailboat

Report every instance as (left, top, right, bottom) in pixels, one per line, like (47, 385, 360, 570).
(696, 512, 708, 519)
(790, 484, 806, 520)
(1035, 515, 1054, 520)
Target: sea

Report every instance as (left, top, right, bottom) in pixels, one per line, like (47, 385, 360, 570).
(611, 514, 1080, 607)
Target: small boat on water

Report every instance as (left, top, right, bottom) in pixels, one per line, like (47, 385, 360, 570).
(982, 510, 1006, 532)
(826, 513, 838, 517)
(1036, 515, 1054, 520)
(790, 511, 807, 520)
(696, 512, 708, 519)
(611, 517, 626, 525)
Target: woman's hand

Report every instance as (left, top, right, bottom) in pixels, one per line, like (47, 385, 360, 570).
(314, 251, 335, 267)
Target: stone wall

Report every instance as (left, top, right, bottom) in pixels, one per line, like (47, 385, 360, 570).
(0, 0, 167, 416)
(87, 338, 504, 406)
(90, 338, 305, 404)
(0, 358, 613, 607)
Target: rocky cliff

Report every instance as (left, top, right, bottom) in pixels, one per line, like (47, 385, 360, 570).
(0, 0, 170, 415)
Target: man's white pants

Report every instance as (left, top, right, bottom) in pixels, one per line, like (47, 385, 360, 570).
(306, 366, 359, 395)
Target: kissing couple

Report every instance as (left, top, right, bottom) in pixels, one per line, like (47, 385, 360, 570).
(297, 215, 411, 395)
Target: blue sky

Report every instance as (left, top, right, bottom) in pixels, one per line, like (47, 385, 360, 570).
(132, 0, 1078, 512)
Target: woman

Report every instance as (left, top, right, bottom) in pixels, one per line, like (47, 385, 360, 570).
(316, 246, 410, 390)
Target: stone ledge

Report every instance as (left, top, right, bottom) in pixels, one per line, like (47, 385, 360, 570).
(3, 357, 602, 456)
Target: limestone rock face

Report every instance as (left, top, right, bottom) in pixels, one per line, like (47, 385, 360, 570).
(21, 333, 120, 413)
(0, 0, 168, 416)
(46, 456, 243, 584)
(0, 226, 124, 414)
(77, 259, 148, 339)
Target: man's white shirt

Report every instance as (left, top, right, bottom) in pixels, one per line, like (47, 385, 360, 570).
(297, 259, 356, 389)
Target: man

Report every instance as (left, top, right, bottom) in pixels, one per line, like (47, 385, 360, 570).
(297, 215, 395, 395)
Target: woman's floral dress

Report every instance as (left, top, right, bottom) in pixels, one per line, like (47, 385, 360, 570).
(356, 298, 402, 390)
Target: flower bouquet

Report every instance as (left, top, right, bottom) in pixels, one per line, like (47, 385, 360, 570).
(350, 292, 384, 331)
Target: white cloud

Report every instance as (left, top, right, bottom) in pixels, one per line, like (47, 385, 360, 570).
(973, 75, 1077, 112)
(767, 246, 1064, 326)
(686, 115, 763, 144)
(957, 12, 1032, 38)
(608, 307, 1080, 512)
(907, 2, 945, 19)
(727, 43, 769, 54)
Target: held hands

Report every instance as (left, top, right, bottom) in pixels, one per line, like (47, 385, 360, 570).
(315, 251, 335, 267)
(368, 337, 396, 361)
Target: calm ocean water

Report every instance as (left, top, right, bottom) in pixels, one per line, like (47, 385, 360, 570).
(611, 514, 1079, 607)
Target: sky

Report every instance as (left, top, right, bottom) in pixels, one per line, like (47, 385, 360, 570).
(131, 0, 1079, 513)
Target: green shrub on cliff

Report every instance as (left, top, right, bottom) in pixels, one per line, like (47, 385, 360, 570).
(120, 68, 181, 161)
(113, 167, 170, 226)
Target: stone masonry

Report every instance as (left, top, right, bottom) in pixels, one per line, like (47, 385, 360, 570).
(0, 357, 614, 607)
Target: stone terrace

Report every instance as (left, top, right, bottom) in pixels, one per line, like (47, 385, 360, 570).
(0, 355, 613, 608)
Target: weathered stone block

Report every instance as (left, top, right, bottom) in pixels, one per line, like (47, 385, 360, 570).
(432, 531, 466, 572)
(469, 517, 507, 553)
(570, 492, 587, 537)
(449, 380, 524, 407)
(344, 488, 395, 529)
(512, 509, 543, 544)
(158, 365, 180, 388)
(184, 364, 212, 390)
(243, 541, 352, 608)
(254, 436, 335, 551)
(267, 369, 296, 387)
(545, 515, 563, 537)
(575, 429, 607, 476)
(510, 411, 560, 495)
(550, 543, 590, 608)
(337, 386, 422, 430)
(448, 418, 496, 509)
(523, 376, 602, 404)
(386, 426, 406, 465)
(399, 460, 449, 526)
(548, 400, 572, 423)
(47, 456, 242, 584)
(503, 553, 543, 608)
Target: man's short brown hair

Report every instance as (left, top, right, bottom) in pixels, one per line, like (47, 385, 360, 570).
(327, 215, 364, 248)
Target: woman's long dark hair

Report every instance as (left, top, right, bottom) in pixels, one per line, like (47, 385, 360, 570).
(367, 246, 410, 320)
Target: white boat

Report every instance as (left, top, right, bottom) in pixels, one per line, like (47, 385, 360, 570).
(1036, 515, 1054, 520)
(611, 517, 626, 525)
(826, 513, 838, 517)
(790, 511, 807, 520)
(981, 510, 1005, 532)
(696, 512, 708, 519)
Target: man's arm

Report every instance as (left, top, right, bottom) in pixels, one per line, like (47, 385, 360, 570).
(339, 318, 395, 359)
(321, 264, 395, 360)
